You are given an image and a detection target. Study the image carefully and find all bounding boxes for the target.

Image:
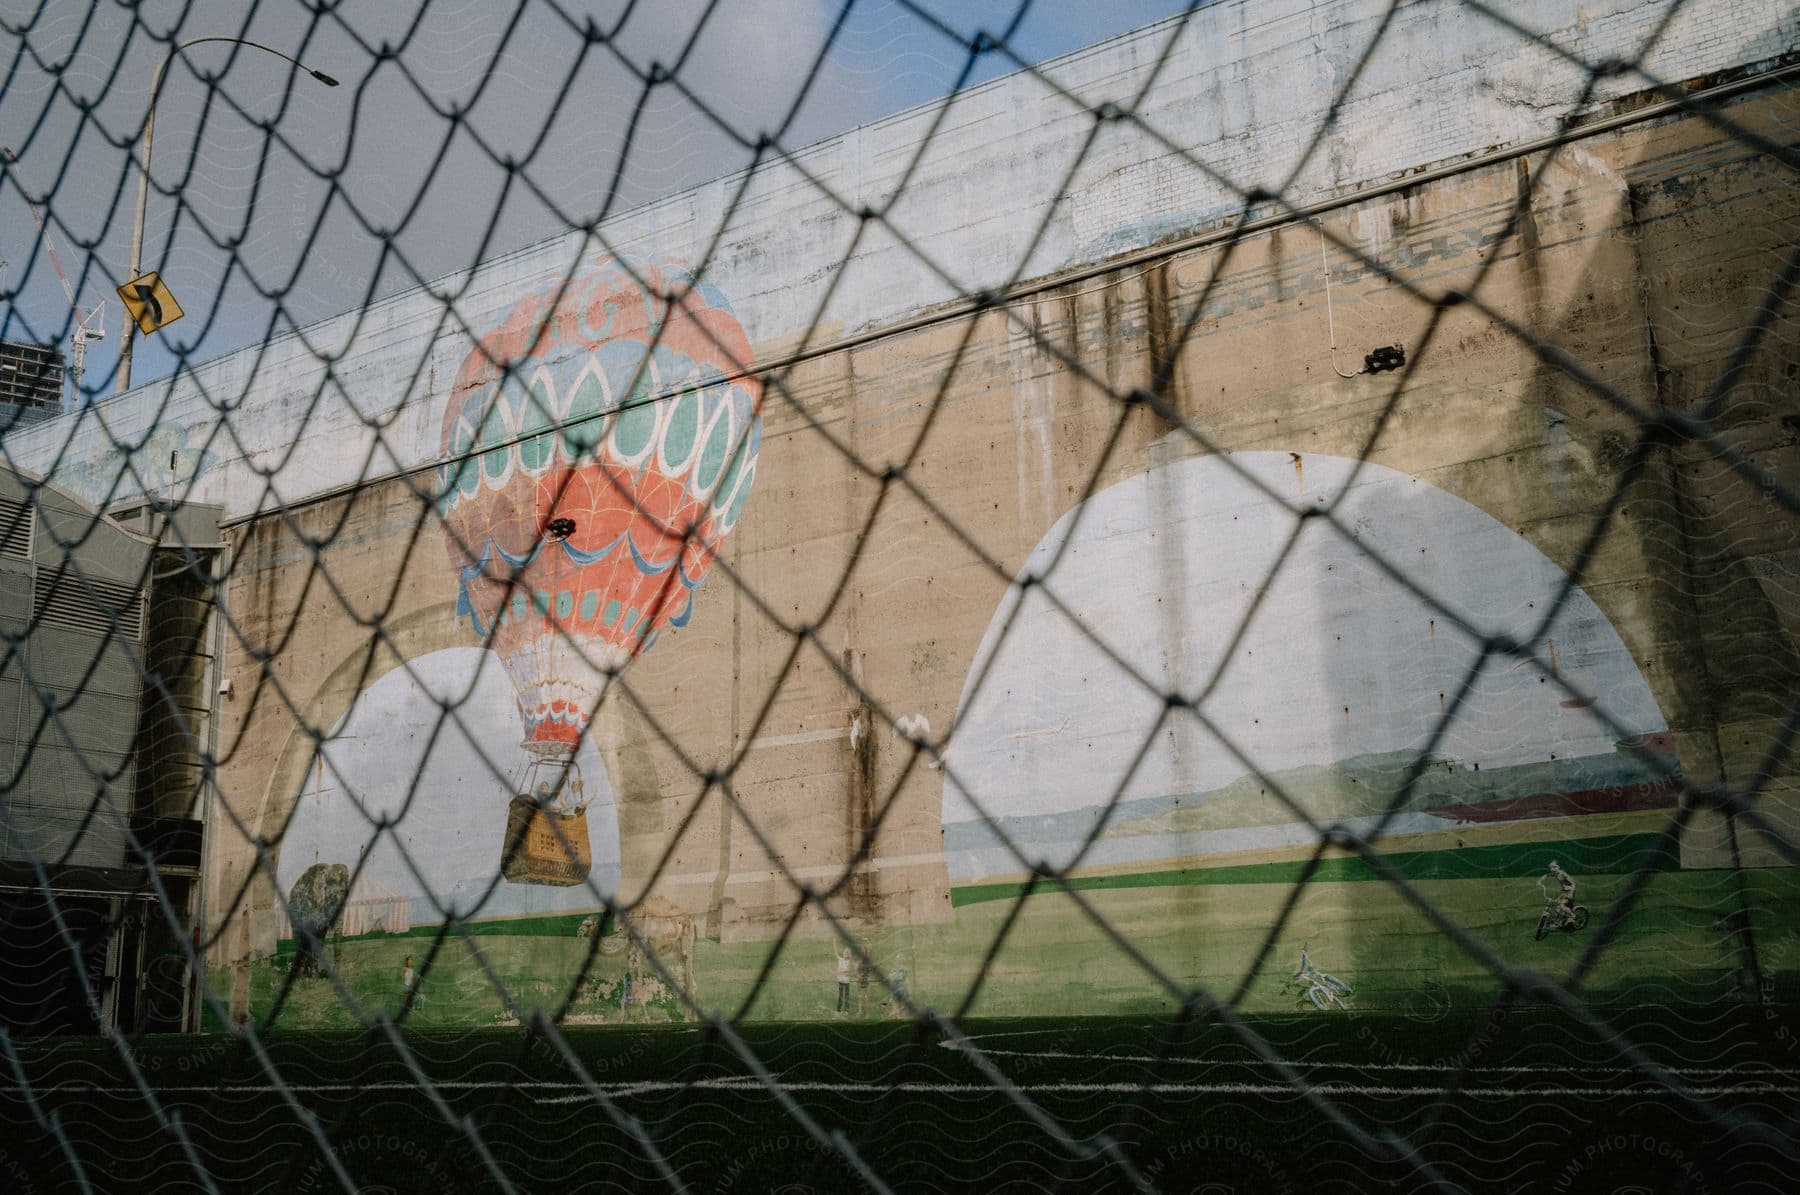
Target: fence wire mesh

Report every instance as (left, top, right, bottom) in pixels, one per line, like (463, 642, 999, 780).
(1, 0, 1797, 1191)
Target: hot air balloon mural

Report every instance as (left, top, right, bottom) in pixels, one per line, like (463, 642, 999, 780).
(437, 256, 761, 885)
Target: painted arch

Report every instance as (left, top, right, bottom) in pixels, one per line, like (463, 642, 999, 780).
(940, 451, 1674, 881)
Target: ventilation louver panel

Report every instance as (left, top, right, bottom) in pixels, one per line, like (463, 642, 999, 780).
(32, 569, 145, 641)
(0, 495, 33, 559)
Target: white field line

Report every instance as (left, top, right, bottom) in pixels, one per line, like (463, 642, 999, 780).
(25, 1074, 1800, 1105)
(941, 1045, 1800, 1077)
(522, 1079, 1800, 1105)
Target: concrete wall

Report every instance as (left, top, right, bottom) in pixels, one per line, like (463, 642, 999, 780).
(5, 1, 1796, 1021)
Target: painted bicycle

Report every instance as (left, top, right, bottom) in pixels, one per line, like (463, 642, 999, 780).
(1284, 945, 1354, 1011)
(1535, 865, 1590, 940)
(1534, 896, 1591, 940)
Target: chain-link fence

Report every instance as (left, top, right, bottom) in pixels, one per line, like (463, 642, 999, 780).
(1, 0, 1797, 1190)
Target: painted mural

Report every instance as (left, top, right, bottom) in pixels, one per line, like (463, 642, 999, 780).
(268, 257, 763, 1024)
(911, 452, 1711, 1019)
(21, 4, 1769, 1033)
(48, 417, 217, 511)
(940, 451, 1676, 883)
(257, 446, 1744, 1029)
(275, 647, 623, 926)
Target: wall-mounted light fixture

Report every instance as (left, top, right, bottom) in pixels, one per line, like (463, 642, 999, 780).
(1363, 344, 1406, 373)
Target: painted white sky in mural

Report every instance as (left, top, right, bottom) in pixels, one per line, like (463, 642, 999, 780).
(941, 452, 1666, 825)
(276, 647, 621, 924)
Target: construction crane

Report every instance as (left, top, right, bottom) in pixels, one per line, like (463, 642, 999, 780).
(2, 147, 105, 402)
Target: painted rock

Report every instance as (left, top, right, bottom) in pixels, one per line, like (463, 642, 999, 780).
(287, 862, 351, 939)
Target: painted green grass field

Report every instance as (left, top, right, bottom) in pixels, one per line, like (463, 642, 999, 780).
(244, 867, 1800, 1029)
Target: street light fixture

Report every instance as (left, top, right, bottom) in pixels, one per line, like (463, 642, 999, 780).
(113, 37, 338, 395)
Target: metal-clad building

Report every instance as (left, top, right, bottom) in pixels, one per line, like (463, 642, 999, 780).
(0, 467, 148, 862)
(0, 465, 221, 1034)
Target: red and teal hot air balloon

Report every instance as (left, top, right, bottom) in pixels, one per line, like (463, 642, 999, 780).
(437, 257, 761, 883)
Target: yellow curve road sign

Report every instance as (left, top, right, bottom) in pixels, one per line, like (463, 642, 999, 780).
(116, 271, 184, 334)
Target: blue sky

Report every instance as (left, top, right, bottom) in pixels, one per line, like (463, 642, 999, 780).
(2, 1, 1199, 401)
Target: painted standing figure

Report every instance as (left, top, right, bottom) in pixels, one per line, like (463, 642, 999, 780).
(621, 946, 640, 1022)
(401, 955, 423, 1010)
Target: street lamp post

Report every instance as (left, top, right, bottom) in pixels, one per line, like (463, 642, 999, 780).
(113, 37, 338, 395)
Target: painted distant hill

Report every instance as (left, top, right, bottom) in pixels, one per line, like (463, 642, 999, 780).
(942, 735, 1680, 855)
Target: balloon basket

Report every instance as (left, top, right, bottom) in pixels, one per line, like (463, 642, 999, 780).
(501, 798, 591, 886)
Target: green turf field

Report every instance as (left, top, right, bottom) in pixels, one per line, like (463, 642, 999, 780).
(5, 1005, 1797, 1193)
(58, 861, 1782, 1191)
(238, 866, 1800, 1028)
